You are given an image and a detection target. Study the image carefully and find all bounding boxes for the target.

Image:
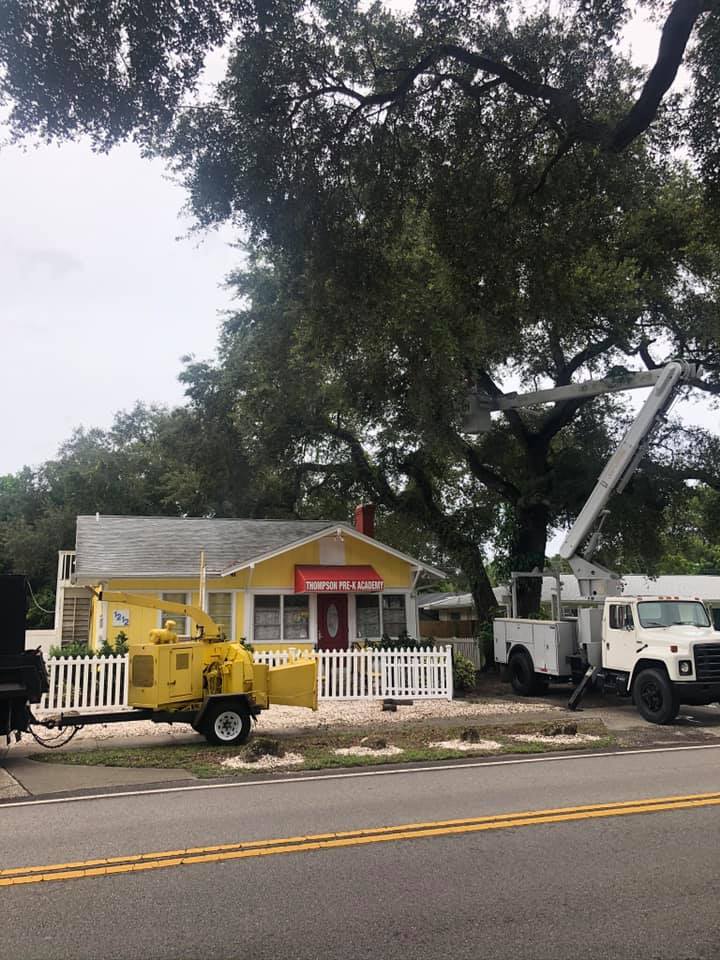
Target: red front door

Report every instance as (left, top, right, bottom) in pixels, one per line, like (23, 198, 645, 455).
(317, 595, 348, 650)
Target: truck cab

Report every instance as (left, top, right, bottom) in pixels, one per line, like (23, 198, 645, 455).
(602, 595, 720, 721)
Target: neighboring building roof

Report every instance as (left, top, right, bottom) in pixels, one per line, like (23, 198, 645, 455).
(420, 593, 477, 610)
(422, 575, 720, 611)
(416, 592, 455, 609)
(73, 515, 446, 581)
(74, 515, 337, 580)
(622, 575, 720, 601)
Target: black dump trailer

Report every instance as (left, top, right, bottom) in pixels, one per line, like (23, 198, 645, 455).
(0, 576, 49, 741)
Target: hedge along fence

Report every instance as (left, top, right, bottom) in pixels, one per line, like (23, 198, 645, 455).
(35, 646, 454, 716)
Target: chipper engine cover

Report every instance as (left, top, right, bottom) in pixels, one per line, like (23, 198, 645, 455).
(0, 576, 49, 739)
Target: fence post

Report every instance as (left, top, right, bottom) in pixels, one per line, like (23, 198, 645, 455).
(445, 646, 454, 701)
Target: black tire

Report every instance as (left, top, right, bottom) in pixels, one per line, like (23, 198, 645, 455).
(202, 702, 252, 746)
(509, 649, 544, 697)
(633, 668, 679, 725)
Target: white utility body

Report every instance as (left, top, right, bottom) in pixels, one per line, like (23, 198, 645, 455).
(469, 360, 720, 723)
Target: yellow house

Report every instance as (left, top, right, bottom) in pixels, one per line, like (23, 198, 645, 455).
(66, 509, 444, 652)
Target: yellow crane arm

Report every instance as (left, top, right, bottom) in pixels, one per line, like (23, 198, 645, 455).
(87, 588, 223, 638)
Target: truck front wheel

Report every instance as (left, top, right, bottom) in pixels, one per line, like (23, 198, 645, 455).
(633, 669, 679, 725)
(509, 650, 546, 697)
(202, 703, 252, 746)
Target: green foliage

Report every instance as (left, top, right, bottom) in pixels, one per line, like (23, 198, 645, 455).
(1, 0, 720, 624)
(452, 652, 477, 693)
(99, 632, 129, 657)
(48, 642, 92, 659)
(354, 633, 431, 651)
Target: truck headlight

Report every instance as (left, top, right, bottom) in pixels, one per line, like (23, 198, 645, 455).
(679, 660, 693, 676)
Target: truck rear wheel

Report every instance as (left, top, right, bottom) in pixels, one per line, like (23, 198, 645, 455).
(202, 703, 252, 746)
(509, 650, 546, 697)
(633, 668, 679, 725)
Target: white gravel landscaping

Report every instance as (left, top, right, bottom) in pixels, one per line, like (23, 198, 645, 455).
(429, 738, 502, 751)
(333, 745, 404, 757)
(220, 752, 304, 770)
(29, 697, 558, 747)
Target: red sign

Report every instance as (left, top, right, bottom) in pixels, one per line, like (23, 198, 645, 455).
(294, 565, 385, 593)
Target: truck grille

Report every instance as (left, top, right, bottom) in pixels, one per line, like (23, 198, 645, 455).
(693, 644, 720, 681)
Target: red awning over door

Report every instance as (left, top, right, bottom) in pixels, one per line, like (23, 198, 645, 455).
(294, 565, 385, 593)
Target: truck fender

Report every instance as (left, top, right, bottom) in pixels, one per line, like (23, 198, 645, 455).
(628, 658, 670, 693)
(193, 694, 259, 728)
(508, 643, 535, 668)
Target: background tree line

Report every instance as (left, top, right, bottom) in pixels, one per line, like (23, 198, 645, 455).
(2, 0, 720, 624)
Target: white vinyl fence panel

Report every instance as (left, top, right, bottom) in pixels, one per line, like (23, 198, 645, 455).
(36, 647, 453, 716)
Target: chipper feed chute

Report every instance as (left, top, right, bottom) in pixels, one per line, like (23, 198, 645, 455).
(266, 659, 318, 711)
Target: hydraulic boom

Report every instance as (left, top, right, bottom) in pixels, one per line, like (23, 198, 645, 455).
(466, 360, 699, 597)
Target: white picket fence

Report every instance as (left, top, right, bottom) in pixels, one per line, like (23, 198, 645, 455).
(36, 646, 453, 716)
(254, 647, 453, 700)
(39, 655, 130, 715)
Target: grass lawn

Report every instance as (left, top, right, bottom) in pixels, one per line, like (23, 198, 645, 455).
(34, 719, 614, 779)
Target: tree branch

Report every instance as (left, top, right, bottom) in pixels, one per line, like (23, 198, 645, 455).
(610, 0, 713, 151)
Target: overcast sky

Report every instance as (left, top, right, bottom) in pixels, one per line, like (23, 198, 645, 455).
(0, 7, 714, 478)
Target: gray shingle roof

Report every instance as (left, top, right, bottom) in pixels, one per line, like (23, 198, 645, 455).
(74, 515, 337, 580)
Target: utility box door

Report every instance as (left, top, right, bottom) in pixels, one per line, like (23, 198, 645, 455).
(168, 647, 194, 700)
(494, 618, 577, 677)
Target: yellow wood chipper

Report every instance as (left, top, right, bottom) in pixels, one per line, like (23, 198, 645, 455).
(14, 588, 317, 747)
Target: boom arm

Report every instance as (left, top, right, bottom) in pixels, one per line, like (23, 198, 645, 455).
(466, 360, 698, 597)
(88, 588, 224, 639)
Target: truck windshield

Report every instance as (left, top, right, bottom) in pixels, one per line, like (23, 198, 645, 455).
(637, 601, 710, 629)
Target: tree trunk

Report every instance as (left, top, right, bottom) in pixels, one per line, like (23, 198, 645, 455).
(510, 502, 549, 618)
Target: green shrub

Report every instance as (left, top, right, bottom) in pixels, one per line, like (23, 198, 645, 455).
(453, 652, 477, 692)
(353, 631, 433, 651)
(48, 642, 92, 658)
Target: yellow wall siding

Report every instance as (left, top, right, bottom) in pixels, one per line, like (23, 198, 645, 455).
(249, 536, 413, 588)
(247, 543, 320, 587)
(343, 538, 413, 587)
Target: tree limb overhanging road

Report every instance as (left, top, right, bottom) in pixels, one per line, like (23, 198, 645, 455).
(2, 745, 720, 960)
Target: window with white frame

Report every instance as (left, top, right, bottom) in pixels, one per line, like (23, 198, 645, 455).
(283, 595, 310, 640)
(207, 592, 233, 639)
(253, 595, 309, 643)
(355, 594, 407, 639)
(382, 594, 407, 636)
(160, 592, 189, 636)
(356, 594, 380, 638)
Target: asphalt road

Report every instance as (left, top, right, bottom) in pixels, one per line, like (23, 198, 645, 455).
(3, 745, 720, 960)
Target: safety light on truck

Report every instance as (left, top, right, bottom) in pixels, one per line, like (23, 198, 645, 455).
(679, 660, 693, 675)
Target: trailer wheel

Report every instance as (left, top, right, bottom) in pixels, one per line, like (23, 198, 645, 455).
(633, 668, 679, 725)
(202, 703, 252, 746)
(509, 650, 544, 697)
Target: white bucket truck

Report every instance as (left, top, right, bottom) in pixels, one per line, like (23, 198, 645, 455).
(468, 360, 720, 724)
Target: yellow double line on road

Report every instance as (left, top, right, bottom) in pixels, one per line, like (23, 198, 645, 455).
(4, 790, 720, 888)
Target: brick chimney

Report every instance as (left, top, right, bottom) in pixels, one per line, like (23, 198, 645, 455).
(354, 503, 375, 538)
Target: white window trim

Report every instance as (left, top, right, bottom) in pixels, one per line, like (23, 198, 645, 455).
(351, 589, 414, 642)
(248, 590, 313, 645)
(206, 590, 236, 641)
(159, 591, 191, 635)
